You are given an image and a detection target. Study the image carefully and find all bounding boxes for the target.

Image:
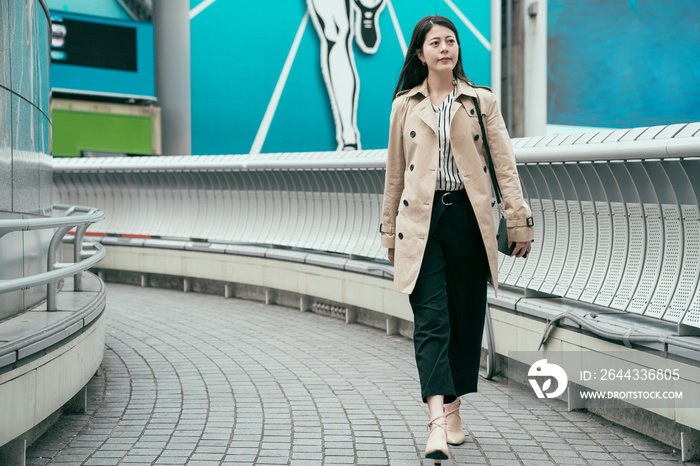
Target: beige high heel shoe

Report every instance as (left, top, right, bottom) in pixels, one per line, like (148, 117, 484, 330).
(444, 398, 466, 445)
(425, 413, 449, 462)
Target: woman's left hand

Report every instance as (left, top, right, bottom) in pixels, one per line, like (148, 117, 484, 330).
(510, 241, 531, 258)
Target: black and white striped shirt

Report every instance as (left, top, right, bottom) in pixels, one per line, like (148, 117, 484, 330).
(433, 84, 464, 191)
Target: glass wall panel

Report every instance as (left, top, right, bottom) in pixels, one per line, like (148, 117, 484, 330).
(9, 0, 35, 99)
(36, 1, 49, 113)
(38, 113, 52, 208)
(0, 0, 9, 88)
(0, 88, 10, 211)
(32, 0, 40, 108)
(11, 94, 39, 213)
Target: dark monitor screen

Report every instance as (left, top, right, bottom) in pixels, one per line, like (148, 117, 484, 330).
(49, 10, 154, 100)
(51, 18, 137, 72)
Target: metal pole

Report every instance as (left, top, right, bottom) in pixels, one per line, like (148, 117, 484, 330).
(47, 225, 74, 311)
(481, 305, 496, 380)
(523, 0, 547, 136)
(490, 0, 502, 106)
(506, 0, 513, 131)
(152, 0, 192, 155)
(73, 224, 89, 291)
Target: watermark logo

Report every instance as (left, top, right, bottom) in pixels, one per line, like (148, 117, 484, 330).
(528, 359, 568, 399)
(509, 351, 693, 409)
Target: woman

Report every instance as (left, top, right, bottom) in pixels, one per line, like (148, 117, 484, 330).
(379, 15, 534, 462)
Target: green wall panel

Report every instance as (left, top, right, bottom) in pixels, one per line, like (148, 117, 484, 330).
(52, 109, 153, 157)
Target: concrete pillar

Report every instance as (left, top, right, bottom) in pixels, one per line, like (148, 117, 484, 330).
(386, 317, 399, 336)
(502, 0, 525, 137)
(522, 0, 547, 136)
(152, 0, 191, 155)
(64, 386, 88, 414)
(681, 431, 700, 462)
(346, 307, 357, 324)
(490, 0, 502, 106)
(0, 438, 26, 466)
(567, 383, 586, 411)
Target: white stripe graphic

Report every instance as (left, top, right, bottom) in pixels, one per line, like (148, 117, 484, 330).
(190, 0, 216, 20)
(386, 0, 407, 57)
(250, 12, 309, 155)
(443, 0, 491, 51)
(190, 0, 217, 20)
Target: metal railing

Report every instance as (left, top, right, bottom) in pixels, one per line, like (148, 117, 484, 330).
(52, 122, 700, 331)
(502, 124, 700, 329)
(53, 151, 387, 259)
(0, 205, 106, 311)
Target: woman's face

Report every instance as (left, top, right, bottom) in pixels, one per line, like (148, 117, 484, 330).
(418, 24, 459, 76)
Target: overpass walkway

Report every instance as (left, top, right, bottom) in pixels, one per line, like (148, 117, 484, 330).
(26, 284, 694, 465)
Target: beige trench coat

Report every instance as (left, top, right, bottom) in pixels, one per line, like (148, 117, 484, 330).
(380, 78, 534, 295)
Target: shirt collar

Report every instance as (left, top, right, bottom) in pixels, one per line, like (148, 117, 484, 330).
(433, 84, 457, 110)
(406, 77, 478, 99)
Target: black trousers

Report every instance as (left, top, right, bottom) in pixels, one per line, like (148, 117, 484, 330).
(409, 192, 489, 403)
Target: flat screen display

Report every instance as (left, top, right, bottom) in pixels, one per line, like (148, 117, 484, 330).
(49, 10, 155, 100)
(51, 18, 137, 72)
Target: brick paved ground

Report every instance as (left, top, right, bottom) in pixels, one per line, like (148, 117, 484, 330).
(27, 283, 695, 465)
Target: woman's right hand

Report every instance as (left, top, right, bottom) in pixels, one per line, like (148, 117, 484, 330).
(387, 248, 395, 265)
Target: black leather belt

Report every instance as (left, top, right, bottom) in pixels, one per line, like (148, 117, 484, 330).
(435, 190, 468, 206)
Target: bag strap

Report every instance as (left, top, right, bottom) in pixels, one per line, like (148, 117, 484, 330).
(472, 95, 503, 207)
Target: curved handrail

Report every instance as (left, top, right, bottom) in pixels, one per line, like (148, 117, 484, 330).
(0, 204, 105, 234)
(51, 152, 388, 173)
(0, 243, 105, 294)
(0, 204, 106, 311)
(514, 136, 699, 163)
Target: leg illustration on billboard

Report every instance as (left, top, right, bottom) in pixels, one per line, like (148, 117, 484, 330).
(307, 0, 386, 151)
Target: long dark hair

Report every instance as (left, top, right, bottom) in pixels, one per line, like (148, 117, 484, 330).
(392, 15, 468, 99)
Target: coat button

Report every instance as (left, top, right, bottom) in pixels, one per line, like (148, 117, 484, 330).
(403, 199, 408, 206)
(398, 233, 404, 239)
(474, 134, 480, 141)
(410, 164, 414, 171)
(470, 108, 475, 115)
(483, 166, 487, 173)
(410, 131, 416, 138)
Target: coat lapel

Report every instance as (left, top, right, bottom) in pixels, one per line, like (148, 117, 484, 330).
(455, 78, 478, 100)
(406, 79, 438, 136)
(415, 98, 438, 136)
(450, 98, 464, 124)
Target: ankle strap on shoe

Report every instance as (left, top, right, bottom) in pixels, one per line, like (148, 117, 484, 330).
(427, 414, 447, 432)
(444, 398, 461, 418)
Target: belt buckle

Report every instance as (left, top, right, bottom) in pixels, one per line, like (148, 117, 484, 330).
(441, 192, 453, 206)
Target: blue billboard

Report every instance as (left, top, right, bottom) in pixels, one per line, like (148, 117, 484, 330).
(548, 0, 700, 130)
(189, 0, 492, 155)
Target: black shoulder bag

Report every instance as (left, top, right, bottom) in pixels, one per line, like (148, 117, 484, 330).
(472, 96, 528, 258)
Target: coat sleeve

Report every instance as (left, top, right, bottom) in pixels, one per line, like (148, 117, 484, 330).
(380, 96, 408, 249)
(480, 89, 534, 243)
